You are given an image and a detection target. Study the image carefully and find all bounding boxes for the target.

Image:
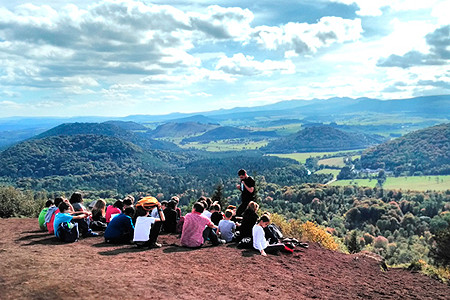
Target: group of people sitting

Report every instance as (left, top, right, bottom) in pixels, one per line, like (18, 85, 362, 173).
(38, 192, 300, 255)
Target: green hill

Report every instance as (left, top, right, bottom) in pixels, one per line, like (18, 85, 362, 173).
(36, 122, 180, 151)
(360, 123, 450, 175)
(0, 134, 169, 178)
(182, 126, 278, 143)
(262, 126, 385, 153)
(151, 122, 218, 138)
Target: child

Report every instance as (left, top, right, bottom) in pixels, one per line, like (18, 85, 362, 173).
(38, 200, 54, 231)
(104, 207, 135, 244)
(106, 199, 124, 223)
(91, 199, 107, 231)
(171, 196, 181, 221)
(45, 197, 67, 235)
(210, 204, 223, 226)
(69, 192, 87, 212)
(252, 215, 293, 256)
(162, 200, 178, 233)
(53, 202, 96, 241)
(218, 210, 236, 243)
(123, 195, 135, 209)
(133, 197, 165, 248)
(181, 202, 224, 248)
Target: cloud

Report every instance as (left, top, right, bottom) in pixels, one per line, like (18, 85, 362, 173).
(215, 53, 295, 76)
(251, 17, 363, 56)
(377, 25, 450, 68)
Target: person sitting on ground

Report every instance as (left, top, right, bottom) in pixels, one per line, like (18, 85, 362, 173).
(123, 195, 135, 209)
(210, 204, 223, 226)
(104, 207, 136, 244)
(45, 197, 70, 235)
(90, 199, 107, 231)
(236, 201, 259, 240)
(69, 192, 88, 212)
(180, 202, 224, 248)
(106, 199, 124, 223)
(201, 198, 213, 219)
(227, 205, 240, 222)
(38, 200, 54, 231)
(54, 202, 98, 240)
(218, 209, 236, 243)
(133, 197, 165, 248)
(171, 196, 181, 221)
(162, 200, 178, 234)
(253, 215, 293, 256)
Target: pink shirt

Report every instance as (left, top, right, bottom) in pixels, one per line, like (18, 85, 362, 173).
(105, 205, 121, 223)
(180, 212, 212, 248)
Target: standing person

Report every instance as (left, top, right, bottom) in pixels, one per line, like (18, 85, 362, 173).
(236, 169, 255, 217)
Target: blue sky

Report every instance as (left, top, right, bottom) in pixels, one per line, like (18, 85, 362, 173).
(0, 0, 448, 117)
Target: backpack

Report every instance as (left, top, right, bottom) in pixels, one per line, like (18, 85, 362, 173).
(237, 237, 253, 249)
(57, 221, 79, 243)
(268, 224, 283, 240)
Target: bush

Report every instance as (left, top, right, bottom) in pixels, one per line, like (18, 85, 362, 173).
(373, 236, 389, 250)
(346, 231, 362, 253)
(430, 227, 450, 267)
(0, 186, 45, 218)
(301, 221, 339, 251)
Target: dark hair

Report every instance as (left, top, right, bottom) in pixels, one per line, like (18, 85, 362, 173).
(124, 206, 135, 217)
(113, 199, 124, 210)
(58, 202, 70, 212)
(259, 215, 270, 223)
(171, 196, 179, 204)
(69, 192, 83, 204)
(211, 204, 220, 212)
(198, 196, 207, 202)
(54, 197, 64, 207)
(161, 200, 168, 207)
(45, 200, 54, 208)
(167, 200, 176, 210)
(133, 206, 149, 224)
(224, 210, 233, 219)
(123, 198, 133, 206)
(193, 202, 204, 213)
(238, 169, 246, 176)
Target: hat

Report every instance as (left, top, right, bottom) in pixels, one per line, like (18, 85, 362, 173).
(136, 196, 159, 211)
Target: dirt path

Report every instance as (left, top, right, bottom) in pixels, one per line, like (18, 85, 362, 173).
(0, 218, 448, 299)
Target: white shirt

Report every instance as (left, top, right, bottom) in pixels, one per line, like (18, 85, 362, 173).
(202, 210, 212, 219)
(133, 217, 156, 242)
(252, 224, 268, 251)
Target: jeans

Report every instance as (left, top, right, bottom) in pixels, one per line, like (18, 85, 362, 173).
(202, 227, 220, 246)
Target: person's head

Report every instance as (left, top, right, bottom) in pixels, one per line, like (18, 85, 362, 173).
(54, 197, 65, 208)
(258, 215, 271, 228)
(123, 195, 134, 207)
(113, 199, 124, 211)
(45, 199, 54, 208)
(238, 169, 247, 180)
(134, 206, 149, 219)
(205, 198, 212, 209)
(58, 202, 70, 213)
(167, 200, 176, 210)
(69, 192, 83, 204)
(210, 204, 220, 213)
(161, 200, 168, 210)
(224, 209, 233, 220)
(200, 200, 208, 211)
(92, 199, 106, 214)
(193, 202, 205, 214)
(124, 206, 135, 217)
(227, 205, 237, 215)
(263, 211, 271, 218)
(171, 196, 179, 206)
(246, 201, 259, 213)
(198, 196, 207, 202)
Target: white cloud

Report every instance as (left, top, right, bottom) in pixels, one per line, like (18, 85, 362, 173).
(251, 17, 363, 56)
(215, 53, 295, 76)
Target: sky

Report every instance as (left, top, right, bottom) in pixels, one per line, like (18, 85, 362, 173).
(0, 0, 449, 117)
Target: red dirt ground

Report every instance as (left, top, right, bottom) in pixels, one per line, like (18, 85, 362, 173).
(0, 218, 449, 300)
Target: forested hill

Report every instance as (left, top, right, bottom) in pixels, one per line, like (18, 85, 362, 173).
(182, 126, 277, 143)
(150, 122, 218, 138)
(262, 126, 385, 153)
(360, 123, 450, 175)
(35, 122, 180, 151)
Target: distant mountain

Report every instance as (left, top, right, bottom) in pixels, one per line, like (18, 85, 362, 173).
(102, 121, 148, 131)
(166, 115, 219, 125)
(35, 122, 180, 151)
(262, 126, 385, 153)
(360, 123, 450, 175)
(150, 122, 218, 138)
(182, 126, 278, 143)
(0, 135, 163, 178)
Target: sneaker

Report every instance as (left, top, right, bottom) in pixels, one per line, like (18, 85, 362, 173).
(148, 242, 162, 249)
(84, 231, 99, 238)
(219, 239, 226, 244)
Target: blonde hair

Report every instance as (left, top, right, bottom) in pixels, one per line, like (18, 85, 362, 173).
(247, 201, 259, 212)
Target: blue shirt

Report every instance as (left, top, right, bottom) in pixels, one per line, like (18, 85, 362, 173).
(104, 214, 135, 240)
(53, 213, 73, 238)
(218, 219, 236, 242)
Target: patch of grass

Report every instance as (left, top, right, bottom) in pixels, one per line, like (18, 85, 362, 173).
(268, 150, 360, 164)
(179, 140, 268, 152)
(331, 175, 450, 191)
(318, 155, 361, 167)
(315, 169, 341, 177)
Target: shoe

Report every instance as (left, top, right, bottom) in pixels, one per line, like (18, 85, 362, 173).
(148, 242, 162, 249)
(219, 239, 226, 244)
(84, 232, 99, 237)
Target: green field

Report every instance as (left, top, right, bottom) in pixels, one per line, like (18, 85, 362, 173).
(315, 169, 341, 177)
(318, 155, 361, 167)
(268, 150, 361, 164)
(331, 175, 450, 191)
(180, 140, 268, 151)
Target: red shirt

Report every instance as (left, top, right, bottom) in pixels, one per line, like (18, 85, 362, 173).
(47, 208, 59, 234)
(180, 212, 212, 248)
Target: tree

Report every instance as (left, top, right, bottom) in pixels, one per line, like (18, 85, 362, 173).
(211, 183, 226, 208)
(430, 227, 450, 267)
(346, 230, 362, 254)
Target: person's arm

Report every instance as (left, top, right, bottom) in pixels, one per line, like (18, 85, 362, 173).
(253, 226, 267, 256)
(207, 222, 218, 230)
(242, 181, 255, 193)
(71, 212, 89, 220)
(157, 203, 165, 222)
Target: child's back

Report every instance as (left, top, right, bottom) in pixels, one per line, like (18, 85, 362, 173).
(218, 219, 236, 243)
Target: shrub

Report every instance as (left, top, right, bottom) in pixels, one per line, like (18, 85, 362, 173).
(373, 236, 389, 249)
(346, 231, 362, 253)
(0, 186, 45, 218)
(430, 227, 450, 267)
(301, 221, 339, 251)
(363, 233, 374, 244)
